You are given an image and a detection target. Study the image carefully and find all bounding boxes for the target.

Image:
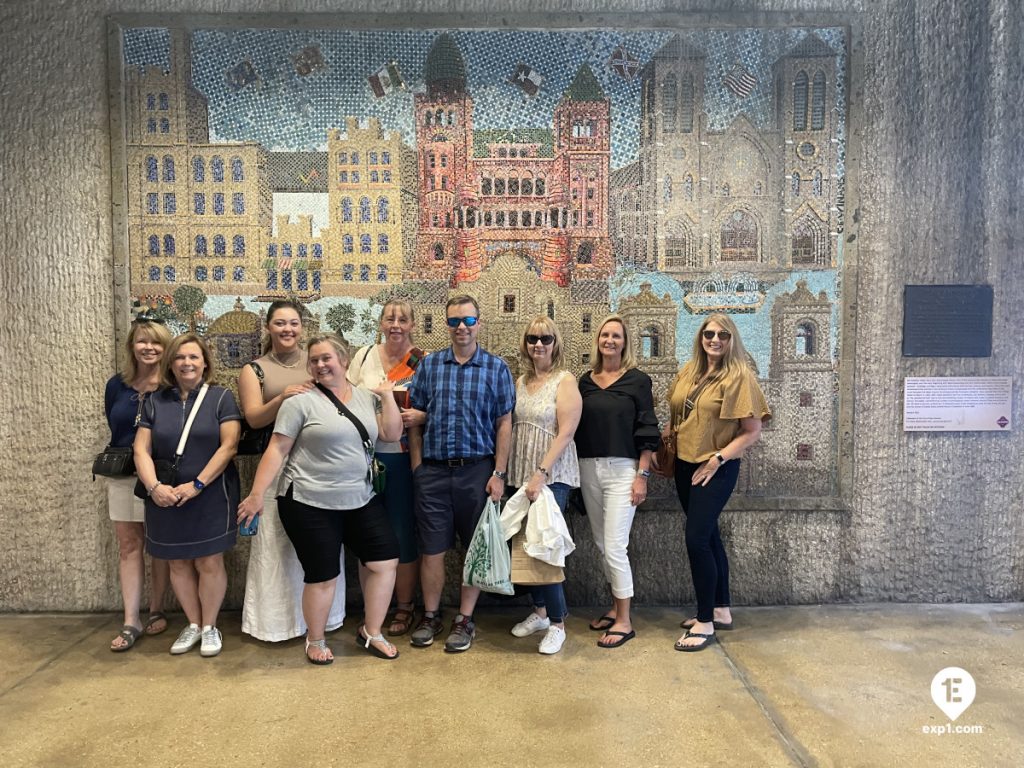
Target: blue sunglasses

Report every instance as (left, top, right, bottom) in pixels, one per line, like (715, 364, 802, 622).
(446, 316, 479, 328)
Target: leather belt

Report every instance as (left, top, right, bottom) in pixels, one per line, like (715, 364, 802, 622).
(422, 456, 490, 468)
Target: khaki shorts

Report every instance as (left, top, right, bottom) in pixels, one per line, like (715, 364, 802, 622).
(107, 475, 145, 523)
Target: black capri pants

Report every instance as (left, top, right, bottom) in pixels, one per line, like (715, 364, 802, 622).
(277, 485, 399, 584)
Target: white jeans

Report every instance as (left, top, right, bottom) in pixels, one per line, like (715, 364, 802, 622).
(578, 457, 637, 599)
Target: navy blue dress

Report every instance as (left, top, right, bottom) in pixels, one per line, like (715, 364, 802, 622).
(141, 385, 242, 559)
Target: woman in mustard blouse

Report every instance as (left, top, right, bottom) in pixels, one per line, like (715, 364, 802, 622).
(661, 314, 770, 652)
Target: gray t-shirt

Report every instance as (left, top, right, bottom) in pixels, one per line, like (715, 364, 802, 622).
(274, 387, 379, 510)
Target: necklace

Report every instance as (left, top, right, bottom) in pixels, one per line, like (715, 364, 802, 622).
(269, 349, 302, 368)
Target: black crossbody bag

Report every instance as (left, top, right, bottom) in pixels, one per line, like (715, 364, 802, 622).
(314, 382, 386, 494)
(92, 392, 148, 479)
(237, 362, 272, 455)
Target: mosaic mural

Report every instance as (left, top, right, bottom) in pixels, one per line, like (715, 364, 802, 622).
(113, 22, 850, 498)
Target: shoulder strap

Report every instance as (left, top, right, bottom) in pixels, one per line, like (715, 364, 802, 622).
(174, 384, 209, 458)
(315, 382, 372, 447)
(360, 346, 373, 366)
(249, 361, 265, 393)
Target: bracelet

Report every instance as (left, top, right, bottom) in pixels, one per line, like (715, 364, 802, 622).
(147, 481, 161, 496)
(536, 466, 549, 478)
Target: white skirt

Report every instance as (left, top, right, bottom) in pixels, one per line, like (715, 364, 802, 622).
(107, 475, 145, 523)
(241, 475, 346, 641)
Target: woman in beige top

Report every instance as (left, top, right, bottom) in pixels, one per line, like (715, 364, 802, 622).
(658, 314, 770, 652)
(238, 300, 346, 642)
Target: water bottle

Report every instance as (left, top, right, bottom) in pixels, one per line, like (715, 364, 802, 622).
(239, 514, 260, 536)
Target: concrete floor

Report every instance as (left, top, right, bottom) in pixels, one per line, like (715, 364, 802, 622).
(0, 604, 1020, 768)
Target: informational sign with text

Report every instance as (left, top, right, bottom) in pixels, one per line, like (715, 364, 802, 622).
(903, 377, 1012, 432)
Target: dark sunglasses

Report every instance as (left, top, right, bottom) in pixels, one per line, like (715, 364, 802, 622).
(702, 329, 731, 341)
(132, 314, 166, 325)
(446, 316, 479, 328)
(525, 334, 555, 346)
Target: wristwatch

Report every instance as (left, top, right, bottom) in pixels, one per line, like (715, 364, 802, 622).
(636, 468, 651, 478)
(193, 479, 206, 492)
(714, 452, 727, 465)
(492, 469, 508, 481)
(536, 466, 550, 478)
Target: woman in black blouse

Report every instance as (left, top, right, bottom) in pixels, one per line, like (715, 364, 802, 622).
(575, 315, 659, 648)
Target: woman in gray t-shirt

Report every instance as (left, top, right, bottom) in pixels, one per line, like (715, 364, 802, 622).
(238, 334, 403, 665)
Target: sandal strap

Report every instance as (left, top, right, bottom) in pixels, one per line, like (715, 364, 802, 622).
(361, 631, 388, 648)
(306, 637, 327, 650)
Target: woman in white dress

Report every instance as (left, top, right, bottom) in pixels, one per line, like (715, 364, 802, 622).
(238, 300, 347, 641)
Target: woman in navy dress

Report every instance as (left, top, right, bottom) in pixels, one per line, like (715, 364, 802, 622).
(134, 333, 241, 658)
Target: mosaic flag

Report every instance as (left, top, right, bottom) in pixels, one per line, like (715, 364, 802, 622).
(367, 61, 406, 98)
(226, 59, 259, 90)
(608, 46, 640, 81)
(722, 62, 757, 98)
(292, 45, 325, 77)
(508, 63, 544, 96)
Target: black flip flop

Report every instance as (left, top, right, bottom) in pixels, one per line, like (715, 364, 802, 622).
(597, 629, 635, 648)
(680, 617, 733, 631)
(588, 614, 616, 632)
(675, 630, 717, 652)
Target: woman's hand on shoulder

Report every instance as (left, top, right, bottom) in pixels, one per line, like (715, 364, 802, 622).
(281, 380, 314, 400)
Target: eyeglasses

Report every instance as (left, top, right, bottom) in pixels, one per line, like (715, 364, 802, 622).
(525, 334, 555, 346)
(702, 329, 732, 341)
(446, 316, 479, 328)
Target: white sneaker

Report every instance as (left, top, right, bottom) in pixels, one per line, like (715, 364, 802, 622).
(170, 624, 201, 655)
(200, 626, 223, 657)
(538, 625, 566, 655)
(511, 612, 551, 637)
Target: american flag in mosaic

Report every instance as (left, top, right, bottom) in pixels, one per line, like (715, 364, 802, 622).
(721, 62, 757, 98)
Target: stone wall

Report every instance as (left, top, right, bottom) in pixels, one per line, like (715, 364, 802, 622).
(0, 0, 1020, 610)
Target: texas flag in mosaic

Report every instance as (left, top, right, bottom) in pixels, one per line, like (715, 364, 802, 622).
(722, 62, 757, 98)
(367, 61, 406, 98)
(508, 62, 544, 97)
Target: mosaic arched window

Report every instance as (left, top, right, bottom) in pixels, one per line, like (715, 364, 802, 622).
(159, 118, 170, 133)
(665, 219, 699, 268)
(684, 174, 694, 200)
(494, 178, 506, 195)
(213, 235, 226, 256)
(359, 264, 370, 282)
(148, 266, 160, 281)
(194, 235, 207, 255)
(193, 157, 204, 182)
(341, 197, 352, 222)
(720, 211, 758, 261)
(811, 71, 827, 130)
(577, 241, 594, 264)
(146, 94, 156, 110)
(360, 197, 371, 223)
(370, 171, 379, 183)
(377, 264, 388, 281)
(796, 322, 816, 356)
(377, 197, 389, 223)
(379, 234, 389, 253)
(793, 71, 809, 131)
(211, 156, 224, 182)
(158, 92, 169, 110)
(424, 111, 432, 126)
(231, 157, 244, 182)
(281, 243, 292, 259)
(232, 193, 244, 215)
(433, 243, 444, 260)
(813, 169, 823, 196)
(147, 118, 157, 133)
(195, 266, 207, 282)
(312, 243, 322, 259)
(369, 152, 378, 165)
(233, 235, 245, 255)
(508, 177, 519, 195)
(213, 266, 225, 282)
(162, 156, 175, 182)
(641, 326, 662, 358)
(381, 152, 390, 164)
(791, 171, 801, 197)
(481, 177, 492, 195)
(163, 265, 175, 282)
(266, 270, 277, 289)
(233, 266, 245, 282)
(791, 212, 826, 266)
(163, 235, 175, 255)
(681, 74, 694, 133)
(663, 174, 673, 203)
(343, 235, 353, 253)
(535, 177, 545, 196)
(662, 73, 677, 133)
(145, 156, 158, 182)
(360, 234, 371, 254)
(148, 235, 159, 256)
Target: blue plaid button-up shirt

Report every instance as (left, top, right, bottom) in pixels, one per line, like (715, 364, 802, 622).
(408, 345, 515, 460)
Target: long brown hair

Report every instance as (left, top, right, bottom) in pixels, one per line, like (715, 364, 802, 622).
(261, 299, 305, 354)
(677, 313, 751, 387)
(519, 316, 564, 381)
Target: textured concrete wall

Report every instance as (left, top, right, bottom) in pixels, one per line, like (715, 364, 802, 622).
(1, 0, 1021, 611)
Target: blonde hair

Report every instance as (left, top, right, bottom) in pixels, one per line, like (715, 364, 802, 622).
(678, 313, 752, 387)
(160, 333, 214, 389)
(519, 316, 564, 381)
(376, 299, 416, 344)
(305, 333, 351, 368)
(121, 319, 172, 384)
(590, 314, 637, 374)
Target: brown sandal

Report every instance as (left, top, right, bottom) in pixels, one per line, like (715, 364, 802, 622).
(387, 604, 416, 636)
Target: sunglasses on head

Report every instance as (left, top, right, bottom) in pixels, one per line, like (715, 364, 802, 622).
(702, 329, 731, 341)
(132, 314, 166, 325)
(446, 316, 479, 328)
(525, 334, 555, 346)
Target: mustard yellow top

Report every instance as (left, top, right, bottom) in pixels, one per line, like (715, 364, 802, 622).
(668, 365, 771, 463)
